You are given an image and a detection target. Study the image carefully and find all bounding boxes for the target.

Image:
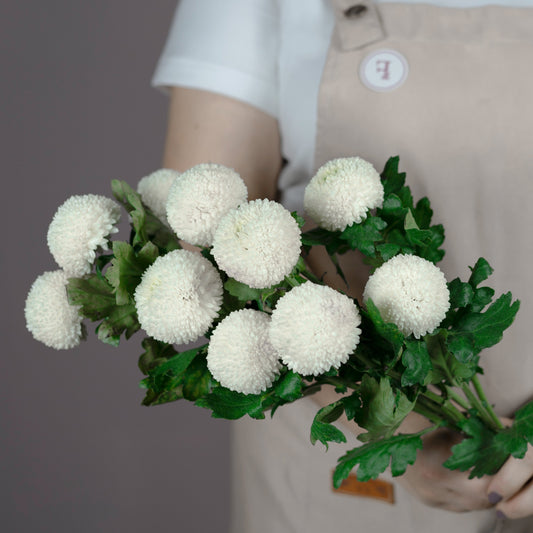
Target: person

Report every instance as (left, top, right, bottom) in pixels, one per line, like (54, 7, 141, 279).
(152, 1, 533, 531)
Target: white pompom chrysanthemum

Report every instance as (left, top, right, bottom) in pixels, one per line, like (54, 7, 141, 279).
(137, 168, 180, 222)
(25, 270, 83, 350)
(304, 157, 384, 231)
(134, 249, 223, 344)
(363, 254, 450, 339)
(47, 194, 121, 277)
(166, 163, 248, 247)
(270, 282, 361, 376)
(212, 199, 301, 289)
(207, 309, 281, 394)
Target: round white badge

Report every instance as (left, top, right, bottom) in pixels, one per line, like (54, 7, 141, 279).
(359, 49, 409, 92)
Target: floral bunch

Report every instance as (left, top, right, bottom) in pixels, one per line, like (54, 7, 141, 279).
(25, 158, 532, 487)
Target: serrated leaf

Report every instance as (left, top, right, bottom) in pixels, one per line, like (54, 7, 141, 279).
(181, 352, 215, 401)
(341, 392, 362, 421)
(274, 370, 303, 401)
(310, 401, 347, 449)
(96, 303, 139, 346)
(138, 338, 178, 375)
(106, 241, 158, 305)
(376, 243, 401, 262)
(412, 197, 433, 229)
(334, 432, 423, 486)
(380, 194, 407, 218)
(340, 216, 387, 257)
(67, 275, 117, 321)
(201, 387, 266, 420)
(380, 156, 406, 196)
(444, 417, 508, 478)
(401, 340, 433, 386)
(471, 286, 495, 312)
(448, 278, 474, 309)
(446, 333, 476, 363)
(468, 258, 494, 288)
(357, 375, 415, 442)
(364, 299, 405, 354)
(456, 293, 520, 352)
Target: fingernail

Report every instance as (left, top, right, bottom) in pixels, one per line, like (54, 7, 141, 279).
(496, 510, 507, 520)
(488, 492, 503, 504)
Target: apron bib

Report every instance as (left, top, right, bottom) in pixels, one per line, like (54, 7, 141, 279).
(231, 3, 533, 532)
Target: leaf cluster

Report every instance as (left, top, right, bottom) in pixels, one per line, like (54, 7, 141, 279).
(301, 157, 445, 270)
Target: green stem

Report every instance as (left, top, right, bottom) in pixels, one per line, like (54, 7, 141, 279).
(445, 387, 471, 411)
(461, 382, 500, 432)
(472, 376, 504, 430)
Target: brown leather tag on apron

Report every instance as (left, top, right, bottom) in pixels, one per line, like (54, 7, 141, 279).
(332, 472, 395, 504)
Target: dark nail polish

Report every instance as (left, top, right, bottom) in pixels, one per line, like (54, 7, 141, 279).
(496, 510, 507, 520)
(488, 492, 503, 504)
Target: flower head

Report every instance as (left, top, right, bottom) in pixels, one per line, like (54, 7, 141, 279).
(47, 194, 121, 277)
(25, 270, 83, 349)
(207, 309, 281, 394)
(134, 249, 223, 344)
(166, 163, 248, 247)
(137, 168, 180, 223)
(363, 254, 450, 338)
(269, 282, 361, 376)
(304, 157, 384, 231)
(212, 199, 301, 289)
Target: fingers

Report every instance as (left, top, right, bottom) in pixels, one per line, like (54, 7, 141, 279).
(487, 443, 533, 519)
(496, 478, 533, 519)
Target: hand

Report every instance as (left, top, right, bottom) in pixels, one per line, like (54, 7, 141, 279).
(398, 427, 493, 512)
(487, 442, 533, 520)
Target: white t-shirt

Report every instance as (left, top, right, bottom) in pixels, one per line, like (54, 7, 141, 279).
(152, 0, 533, 210)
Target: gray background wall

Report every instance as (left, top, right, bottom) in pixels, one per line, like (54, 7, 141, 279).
(1, 2, 231, 532)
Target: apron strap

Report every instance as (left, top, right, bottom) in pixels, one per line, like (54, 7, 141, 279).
(329, 0, 386, 51)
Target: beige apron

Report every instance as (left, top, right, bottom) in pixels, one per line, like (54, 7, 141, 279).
(231, 3, 533, 532)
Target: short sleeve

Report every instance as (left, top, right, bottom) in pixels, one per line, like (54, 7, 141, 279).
(152, 0, 279, 118)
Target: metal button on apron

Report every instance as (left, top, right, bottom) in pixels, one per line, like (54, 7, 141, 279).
(359, 49, 409, 92)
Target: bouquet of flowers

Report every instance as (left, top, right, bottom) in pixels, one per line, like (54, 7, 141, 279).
(25, 156, 533, 487)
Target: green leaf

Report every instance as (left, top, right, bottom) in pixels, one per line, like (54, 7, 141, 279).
(381, 156, 406, 196)
(105, 241, 158, 305)
(357, 375, 416, 442)
(111, 179, 180, 252)
(181, 351, 215, 401)
(340, 216, 387, 257)
(381, 194, 407, 218)
(412, 197, 433, 229)
(401, 340, 433, 386)
(274, 370, 303, 402)
(150, 346, 201, 392)
(444, 417, 508, 478)
(310, 401, 347, 449)
(291, 211, 306, 229)
(376, 243, 401, 262)
(201, 387, 266, 420)
(448, 278, 474, 309)
(96, 303, 139, 346)
(334, 432, 423, 486)
(446, 333, 476, 363)
(513, 400, 533, 445)
(456, 293, 520, 352)
(341, 392, 362, 421)
(224, 278, 263, 302)
(468, 258, 494, 288)
(471, 286, 495, 313)
(138, 338, 178, 375)
(364, 299, 405, 355)
(66, 275, 116, 320)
